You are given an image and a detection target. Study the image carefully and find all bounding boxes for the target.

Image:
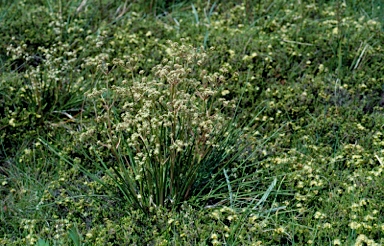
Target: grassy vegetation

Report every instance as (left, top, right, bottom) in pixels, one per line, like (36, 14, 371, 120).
(1, 0, 383, 245)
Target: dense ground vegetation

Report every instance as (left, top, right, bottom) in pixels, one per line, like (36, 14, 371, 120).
(1, 0, 384, 245)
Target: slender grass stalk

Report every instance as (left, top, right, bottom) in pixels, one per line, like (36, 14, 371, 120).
(191, 3, 199, 24)
(223, 169, 233, 209)
(68, 226, 82, 246)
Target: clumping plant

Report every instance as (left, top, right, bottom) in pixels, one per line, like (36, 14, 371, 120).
(72, 40, 241, 213)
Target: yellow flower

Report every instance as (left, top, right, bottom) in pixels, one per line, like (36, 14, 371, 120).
(333, 239, 341, 245)
(221, 90, 230, 96)
(9, 118, 16, 127)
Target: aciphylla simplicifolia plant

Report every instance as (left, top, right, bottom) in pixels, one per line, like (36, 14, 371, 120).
(42, 40, 255, 215)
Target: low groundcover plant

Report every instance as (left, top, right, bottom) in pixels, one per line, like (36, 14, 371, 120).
(3, 0, 384, 244)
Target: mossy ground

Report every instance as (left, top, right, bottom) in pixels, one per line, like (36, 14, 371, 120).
(1, 0, 384, 245)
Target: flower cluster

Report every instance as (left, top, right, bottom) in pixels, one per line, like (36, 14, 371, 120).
(81, 40, 237, 209)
